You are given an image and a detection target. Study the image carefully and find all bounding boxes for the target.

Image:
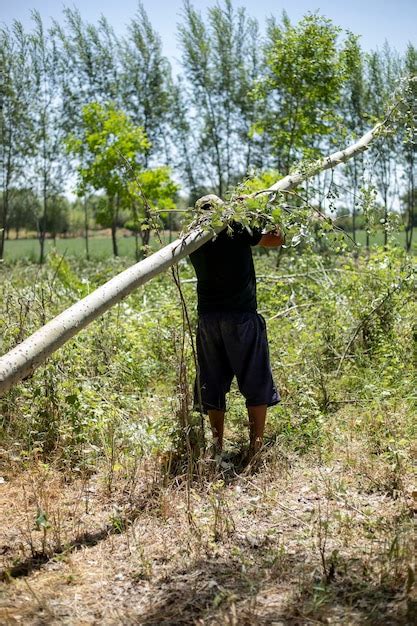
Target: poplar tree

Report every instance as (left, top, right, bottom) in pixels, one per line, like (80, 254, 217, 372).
(53, 7, 122, 130)
(366, 45, 402, 247)
(341, 33, 367, 242)
(253, 12, 347, 174)
(178, 0, 260, 196)
(121, 3, 172, 166)
(401, 44, 417, 252)
(170, 81, 200, 201)
(29, 11, 66, 264)
(0, 22, 32, 259)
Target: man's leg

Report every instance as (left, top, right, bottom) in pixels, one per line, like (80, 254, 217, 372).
(222, 313, 278, 460)
(195, 314, 233, 457)
(208, 409, 225, 452)
(247, 404, 267, 457)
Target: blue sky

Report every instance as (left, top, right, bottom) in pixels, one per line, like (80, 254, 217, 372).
(1, 0, 416, 69)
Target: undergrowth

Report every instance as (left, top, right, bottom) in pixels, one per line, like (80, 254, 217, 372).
(0, 246, 415, 476)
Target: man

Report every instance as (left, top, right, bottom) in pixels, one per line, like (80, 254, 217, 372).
(189, 195, 283, 462)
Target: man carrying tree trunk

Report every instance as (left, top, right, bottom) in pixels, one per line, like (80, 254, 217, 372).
(189, 195, 283, 464)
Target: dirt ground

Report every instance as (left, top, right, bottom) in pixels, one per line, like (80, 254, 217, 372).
(0, 449, 416, 625)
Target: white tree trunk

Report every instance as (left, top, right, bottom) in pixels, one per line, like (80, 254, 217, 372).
(0, 228, 213, 395)
(0, 120, 386, 396)
(255, 122, 384, 197)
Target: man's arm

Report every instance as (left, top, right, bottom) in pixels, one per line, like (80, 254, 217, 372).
(258, 228, 284, 248)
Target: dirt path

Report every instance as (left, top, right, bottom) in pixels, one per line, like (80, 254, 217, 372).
(0, 450, 416, 625)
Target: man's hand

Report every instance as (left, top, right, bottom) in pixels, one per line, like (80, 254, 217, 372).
(258, 228, 284, 248)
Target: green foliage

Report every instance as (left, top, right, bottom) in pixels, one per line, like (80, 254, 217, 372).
(125, 166, 179, 231)
(66, 102, 179, 255)
(1, 246, 416, 472)
(261, 249, 416, 457)
(252, 12, 349, 171)
(66, 101, 150, 199)
(178, 0, 263, 195)
(121, 2, 172, 160)
(0, 21, 34, 258)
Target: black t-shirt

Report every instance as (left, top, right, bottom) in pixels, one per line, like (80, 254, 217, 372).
(189, 222, 263, 313)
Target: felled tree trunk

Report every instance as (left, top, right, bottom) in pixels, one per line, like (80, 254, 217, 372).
(0, 118, 391, 396)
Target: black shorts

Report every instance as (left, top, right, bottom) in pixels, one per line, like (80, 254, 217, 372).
(194, 311, 280, 413)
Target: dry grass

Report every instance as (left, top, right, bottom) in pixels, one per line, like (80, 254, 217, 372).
(0, 442, 416, 625)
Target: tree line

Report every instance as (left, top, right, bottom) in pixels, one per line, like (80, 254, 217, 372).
(1, 0, 416, 262)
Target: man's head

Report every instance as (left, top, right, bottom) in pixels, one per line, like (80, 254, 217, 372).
(194, 194, 224, 212)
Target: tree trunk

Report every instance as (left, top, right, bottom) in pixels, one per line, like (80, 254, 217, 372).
(405, 190, 414, 253)
(0, 226, 217, 395)
(0, 136, 13, 260)
(111, 220, 118, 257)
(134, 230, 140, 261)
(39, 149, 48, 264)
(405, 157, 415, 253)
(352, 164, 358, 244)
(0, 185, 10, 260)
(169, 212, 173, 243)
(0, 228, 5, 260)
(84, 197, 90, 261)
(39, 234, 46, 265)
(110, 197, 118, 257)
(383, 187, 388, 249)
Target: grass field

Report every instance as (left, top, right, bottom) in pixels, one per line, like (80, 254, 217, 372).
(1, 231, 177, 262)
(2, 228, 416, 262)
(351, 228, 417, 250)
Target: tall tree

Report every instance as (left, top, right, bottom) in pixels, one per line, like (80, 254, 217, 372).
(238, 17, 266, 172)
(52, 8, 122, 134)
(66, 102, 177, 258)
(121, 3, 172, 166)
(341, 33, 367, 242)
(401, 44, 417, 252)
(30, 11, 66, 263)
(366, 44, 401, 247)
(170, 80, 200, 201)
(178, 0, 260, 196)
(253, 12, 348, 174)
(51, 9, 96, 135)
(0, 22, 32, 259)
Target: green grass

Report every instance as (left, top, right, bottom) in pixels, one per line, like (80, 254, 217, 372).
(2, 228, 416, 262)
(352, 228, 417, 250)
(1, 232, 177, 262)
